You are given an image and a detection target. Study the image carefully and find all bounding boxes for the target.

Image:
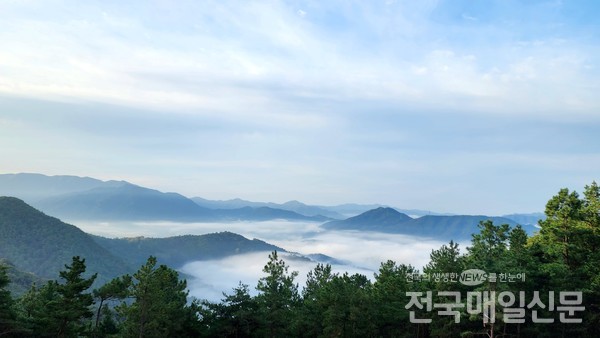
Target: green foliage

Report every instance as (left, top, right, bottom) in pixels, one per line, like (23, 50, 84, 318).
(16, 256, 97, 337)
(0, 197, 131, 284)
(199, 282, 260, 337)
(92, 232, 282, 270)
(2, 183, 600, 337)
(0, 263, 18, 336)
(372, 261, 417, 337)
(255, 251, 299, 338)
(92, 274, 132, 334)
(55, 256, 97, 337)
(116, 256, 198, 338)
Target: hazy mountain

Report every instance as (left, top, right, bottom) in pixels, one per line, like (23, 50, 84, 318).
(406, 215, 529, 240)
(502, 212, 545, 226)
(0, 196, 132, 283)
(191, 197, 267, 209)
(317, 203, 388, 217)
(36, 186, 327, 222)
(92, 232, 284, 269)
(322, 207, 535, 241)
(393, 208, 454, 217)
(193, 197, 447, 219)
(2, 173, 330, 222)
(213, 206, 331, 222)
(322, 207, 413, 231)
(0, 173, 124, 202)
(192, 197, 344, 219)
(34, 183, 215, 221)
(279, 200, 345, 219)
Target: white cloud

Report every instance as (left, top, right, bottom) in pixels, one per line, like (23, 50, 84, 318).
(0, 0, 597, 120)
(75, 219, 452, 301)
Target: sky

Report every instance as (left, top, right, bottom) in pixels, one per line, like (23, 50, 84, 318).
(1, 0, 599, 215)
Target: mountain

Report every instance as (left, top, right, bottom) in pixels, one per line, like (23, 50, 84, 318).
(1, 173, 329, 222)
(192, 197, 448, 219)
(34, 183, 215, 221)
(502, 212, 545, 226)
(279, 200, 344, 219)
(322, 207, 413, 231)
(192, 197, 344, 219)
(0, 196, 132, 283)
(393, 208, 454, 217)
(214, 206, 330, 222)
(322, 207, 535, 241)
(316, 203, 388, 217)
(36, 185, 327, 222)
(0, 258, 46, 295)
(0, 173, 125, 202)
(405, 215, 529, 240)
(191, 197, 266, 209)
(0, 197, 309, 291)
(92, 232, 284, 269)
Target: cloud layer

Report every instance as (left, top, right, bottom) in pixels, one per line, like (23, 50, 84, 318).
(78, 219, 454, 301)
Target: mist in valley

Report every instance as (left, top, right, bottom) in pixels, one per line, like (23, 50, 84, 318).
(76, 219, 457, 301)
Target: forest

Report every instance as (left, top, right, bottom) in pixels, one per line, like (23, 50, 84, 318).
(1, 182, 599, 337)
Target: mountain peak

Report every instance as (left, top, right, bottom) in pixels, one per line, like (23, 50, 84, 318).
(322, 206, 412, 231)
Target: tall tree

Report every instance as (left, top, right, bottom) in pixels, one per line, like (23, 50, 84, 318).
(92, 274, 132, 336)
(55, 256, 97, 337)
(297, 263, 335, 337)
(16, 257, 96, 337)
(320, 273, 375, 337)
(255, 251, 299, 338)
(117, 256, 198, 338)
(199, 282, 259, 337)
(0, 263, 18, 337)
(373, 260, 417, 338)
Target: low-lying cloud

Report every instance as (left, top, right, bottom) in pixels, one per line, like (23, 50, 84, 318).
(77, 220, 465, 301)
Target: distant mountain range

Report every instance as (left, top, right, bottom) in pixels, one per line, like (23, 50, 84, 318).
(192, 197, 346, 219)
(0, 173, 330, 222)
(500, 212, 546, 226)
(0, 173, 465, 222)
(323, 207, 538, 241)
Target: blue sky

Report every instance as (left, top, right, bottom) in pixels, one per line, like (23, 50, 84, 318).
(0, 0, 599, 214)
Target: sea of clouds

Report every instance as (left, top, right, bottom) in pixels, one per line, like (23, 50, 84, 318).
(76, 220, 461, 302)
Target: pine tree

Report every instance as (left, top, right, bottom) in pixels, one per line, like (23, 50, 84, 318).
(0, 263, 18, 336)
(55, 256, 97, 337)
(92, 274, 132, 337)
(117, 256, 196, 338)
(256, 251, 299, 338)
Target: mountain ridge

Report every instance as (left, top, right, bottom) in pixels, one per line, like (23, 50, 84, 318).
(322, 207, 536, 241)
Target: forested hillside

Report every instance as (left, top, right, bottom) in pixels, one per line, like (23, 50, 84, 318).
(92, 232, 283, 268)
(1, 183, 599, 337)
(0, 197, 131, 283)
